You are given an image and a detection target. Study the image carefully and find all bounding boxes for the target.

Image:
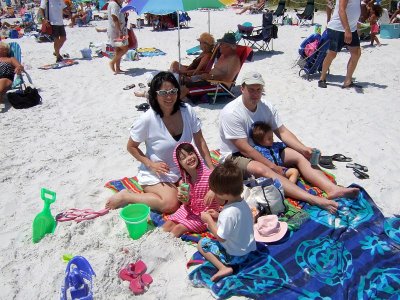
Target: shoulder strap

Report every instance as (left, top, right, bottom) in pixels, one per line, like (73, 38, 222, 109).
(45, 0, 50, 20)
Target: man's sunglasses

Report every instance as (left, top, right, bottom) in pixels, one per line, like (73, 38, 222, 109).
(156, 88, 178, 96)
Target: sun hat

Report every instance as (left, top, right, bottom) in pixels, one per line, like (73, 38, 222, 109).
(253, 215, 288, 243)
(241, 71, 265, 86)
(217, 32, 237, 45)
(197, 32, 215, 46)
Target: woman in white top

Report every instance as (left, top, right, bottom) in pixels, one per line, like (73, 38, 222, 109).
(107, 0, 128, 74)
(106, 72, 214, 213)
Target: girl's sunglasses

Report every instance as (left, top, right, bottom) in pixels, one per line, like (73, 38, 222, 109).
(156, 88, 178, 96)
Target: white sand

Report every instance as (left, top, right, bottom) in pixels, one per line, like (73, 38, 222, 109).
(1, 8, 399, 299)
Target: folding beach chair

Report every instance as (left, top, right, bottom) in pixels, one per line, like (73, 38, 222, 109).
(250, 0, 266, 14)
(179, 12, 191, 27)
(236, 22, 254, 46)
(188, 45, 253, 104)
(7, 42, 33, 89)
(272, 0, 287, 25)
(241, 12, 278, 51)
(295, 0, 315, 26)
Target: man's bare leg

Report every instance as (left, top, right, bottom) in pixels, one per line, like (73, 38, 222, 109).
(343, 46, 361, 87)
(248, 161, 339, 214)
(282, 148, 359, 200)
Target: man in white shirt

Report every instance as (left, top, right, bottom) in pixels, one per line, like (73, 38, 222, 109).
(39, 0, 69, 62)
(219, 71, 359, 214)
(318, 0, 362, 89)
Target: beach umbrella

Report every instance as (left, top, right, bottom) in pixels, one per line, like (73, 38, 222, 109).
(121, 0, 235, 64)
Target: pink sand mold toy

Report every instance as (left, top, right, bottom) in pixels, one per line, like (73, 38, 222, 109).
(61, 256, 95, 300)
(118, 260, 153, 295)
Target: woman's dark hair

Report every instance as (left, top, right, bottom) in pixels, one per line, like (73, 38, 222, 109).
(209, 161, 243, 196)
(372, 4, 383, 17)
(250, 121, 272, 145)
(148, 71, 184, 118)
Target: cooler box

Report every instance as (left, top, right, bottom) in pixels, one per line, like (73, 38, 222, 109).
(380, 24, 400, 39)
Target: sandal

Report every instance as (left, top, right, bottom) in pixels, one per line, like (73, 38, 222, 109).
(138, 83, 146, 89)
(346, 163, 368, 172)
(318, 156, 336, 169)
(353, 168, 369, 179)
(56, 208, 109, 223)
(136, 103, 150, 111)
(123, 84, 136, 90)
(331, 154, 352, 162)
(119, 260, 147, 281)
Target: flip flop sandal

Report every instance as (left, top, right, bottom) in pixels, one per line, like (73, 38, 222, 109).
(136, 103, 150, 111)
(341, 81, 363, 89)
(331, 154, 352, 162)
(123, 84, 136, 90)
(353, 168, 369, 179)
(119, 260, 147, 282)
(318, 156, 336, 169)
(346, 163, 368, 172)
(138, 83, 146, 88)
(129, 273, 153, 295)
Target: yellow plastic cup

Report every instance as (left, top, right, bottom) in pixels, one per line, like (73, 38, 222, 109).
(120, 204, 150, 240)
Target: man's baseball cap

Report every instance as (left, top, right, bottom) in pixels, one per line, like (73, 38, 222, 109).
(241, 71, 265, 85)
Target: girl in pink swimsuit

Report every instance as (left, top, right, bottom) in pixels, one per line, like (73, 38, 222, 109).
(163, 142, 219, 237)
(369, 4, 382, 46)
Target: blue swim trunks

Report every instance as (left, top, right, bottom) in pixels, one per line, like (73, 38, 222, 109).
(199, 238, 250, 265)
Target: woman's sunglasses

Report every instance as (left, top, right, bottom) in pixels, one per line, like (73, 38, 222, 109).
(156, 88, 178, 96)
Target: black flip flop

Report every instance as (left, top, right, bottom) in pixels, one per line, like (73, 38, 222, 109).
(341, 81, 362, 89)
(331, 154, 352, 162)
(138, 83, 146, 89)
(353, 168, 369, 179)
(123, 84, 136, 90)
(346, 163, 368, 172)
(318, 156, 336, 169)
(136, 103, 150, 111)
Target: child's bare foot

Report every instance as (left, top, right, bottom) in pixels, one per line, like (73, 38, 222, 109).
(211, 266, 233, 282)
(105, 189, 132, 209)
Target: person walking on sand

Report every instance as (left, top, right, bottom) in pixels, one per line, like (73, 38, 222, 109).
(318, 0, 362, 89)
(107, 0, 129, 74)
(198, 162, 256, 282)
(39, 0, 69, 63)
(219, 71, 359, 214)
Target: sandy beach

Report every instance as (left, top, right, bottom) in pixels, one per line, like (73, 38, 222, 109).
(1, 6, 400, 299)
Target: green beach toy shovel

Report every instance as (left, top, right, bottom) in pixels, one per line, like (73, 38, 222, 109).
(32, 188, 57, 243)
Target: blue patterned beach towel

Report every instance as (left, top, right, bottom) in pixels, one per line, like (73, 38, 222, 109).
(189, 184, 400, 299)
(137, 48, 166, 57)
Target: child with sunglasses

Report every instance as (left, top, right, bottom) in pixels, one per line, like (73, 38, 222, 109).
(163, 143, 219, 237)
(250, 121, 299, 183)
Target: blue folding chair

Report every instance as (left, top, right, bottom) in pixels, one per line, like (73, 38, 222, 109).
(8, 42, 33, 89)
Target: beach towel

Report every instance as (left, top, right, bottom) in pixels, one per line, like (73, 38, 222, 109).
(188, 185, 400, 299)
(39, 59, 78, 70)
(136, 48, 166, 57)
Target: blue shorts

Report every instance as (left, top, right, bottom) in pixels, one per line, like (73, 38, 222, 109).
(200, 238, 250, 265)
(327, 28, 360, 52)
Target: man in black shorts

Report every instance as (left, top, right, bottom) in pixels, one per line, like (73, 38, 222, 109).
(319, 0, 362, 89)
(39, 0, 70, 63)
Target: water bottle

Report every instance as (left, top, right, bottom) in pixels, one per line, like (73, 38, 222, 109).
(310, 148, 321, 166)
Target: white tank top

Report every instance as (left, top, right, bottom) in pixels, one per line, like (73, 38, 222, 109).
(328, 0, 361, 32)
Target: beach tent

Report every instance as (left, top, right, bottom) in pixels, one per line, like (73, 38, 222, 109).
(121, 0, 235, 64)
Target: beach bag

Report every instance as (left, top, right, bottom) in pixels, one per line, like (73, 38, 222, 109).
(127, 29, 138, 49)
(243, 177, 286, 215)
(8, 85, 42, 109)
